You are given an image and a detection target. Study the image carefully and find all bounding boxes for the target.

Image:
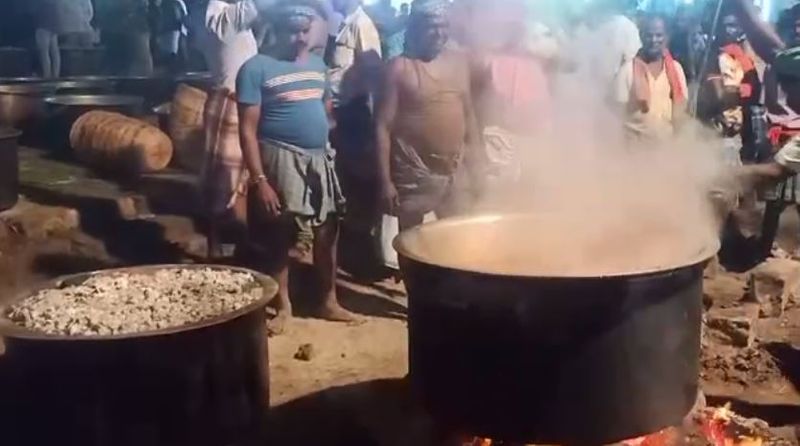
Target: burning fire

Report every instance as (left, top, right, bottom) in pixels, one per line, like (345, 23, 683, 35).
(460, 405, 768, 446)
(699, 404, 764, 446)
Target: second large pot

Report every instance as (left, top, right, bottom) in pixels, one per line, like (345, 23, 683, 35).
(0, 83, 56, 129)
(395, 215, 718, 445)
(0, 265, 277, 446)
(0, 127, 21, 211)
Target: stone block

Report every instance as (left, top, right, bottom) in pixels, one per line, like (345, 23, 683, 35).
(746, 258, 800, 318)
(706, 305, 759, 348)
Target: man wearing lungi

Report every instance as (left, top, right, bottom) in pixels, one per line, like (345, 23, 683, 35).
(190, 0, 262, 258)
(237, 0, 357, 334)
(375, 0, 481, 230)
(470, 0, 553, 186)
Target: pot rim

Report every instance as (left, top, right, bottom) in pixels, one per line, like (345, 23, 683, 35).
(0, 264, 279, 341)
(393, 214, 721, 279)
(43, 94, 144, 107)
(0, 83, 58, 95)
(0, 127, 22, 139)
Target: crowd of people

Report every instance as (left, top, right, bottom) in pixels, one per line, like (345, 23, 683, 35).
(8, 0, 800, 331)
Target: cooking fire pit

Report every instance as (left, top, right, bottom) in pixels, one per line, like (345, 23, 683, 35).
(0, 265, 277, 446)
(395, 214, 719, 445)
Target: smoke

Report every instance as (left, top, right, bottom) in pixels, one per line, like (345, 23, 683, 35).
(449, 1, 739, 275)
(397, 0, 734, 276)
(466, 65, 731, 274)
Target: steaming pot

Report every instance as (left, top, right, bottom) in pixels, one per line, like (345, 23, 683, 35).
(395, 214, 718, 445)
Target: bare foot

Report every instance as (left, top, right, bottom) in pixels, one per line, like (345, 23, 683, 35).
(267, 309, 292, 336)
(317, 303, 364, 324)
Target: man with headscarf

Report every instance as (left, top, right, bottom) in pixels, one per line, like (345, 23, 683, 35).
(237, 0, 357, 333)
(375, 0, 481, 230)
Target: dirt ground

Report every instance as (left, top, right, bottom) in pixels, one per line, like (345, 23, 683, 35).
(5, 185, 800, 444)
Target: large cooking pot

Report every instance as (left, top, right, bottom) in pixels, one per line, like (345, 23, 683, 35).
(43, 94, 144, 152)
(0, 83, 57, 128)
(0, 128, 21, 211)
(395, 214, 719, 445)
(0, 265, 277, 446)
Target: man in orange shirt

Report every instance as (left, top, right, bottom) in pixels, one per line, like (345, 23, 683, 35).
(615, 15, 688, 141)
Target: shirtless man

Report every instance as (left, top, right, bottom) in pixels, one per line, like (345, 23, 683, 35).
(375, 0, 480, 230)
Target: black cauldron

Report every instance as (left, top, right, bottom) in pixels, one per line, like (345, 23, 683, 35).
(395, 214, 718, 445)
(0, 127, 21, 211)
(0, 265, 277, 446)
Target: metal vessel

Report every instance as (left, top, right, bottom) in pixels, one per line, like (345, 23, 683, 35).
(0, 83, 56, 128)
(0, 127, 21, 211)
(0, 265, 278, 446)
(395, 214, 719, 444)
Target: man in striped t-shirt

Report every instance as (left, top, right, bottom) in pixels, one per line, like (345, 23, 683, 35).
(237, 0, 358, 334)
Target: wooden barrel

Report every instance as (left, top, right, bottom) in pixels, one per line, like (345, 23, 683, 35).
(70, 111, 173, 174)
(169, 83, 208, 173)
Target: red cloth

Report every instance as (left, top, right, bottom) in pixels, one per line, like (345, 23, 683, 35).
(721, 43, 756, 99)
(768, 125, 800, 148)
(631, 50, 686, 113)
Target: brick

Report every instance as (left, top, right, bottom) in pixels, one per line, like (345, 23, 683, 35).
(746, 258, 800, 318)
(706, 305, 759, 348)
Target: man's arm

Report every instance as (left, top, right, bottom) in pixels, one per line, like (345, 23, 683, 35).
(729, 0, 785, 64)
(206, 0, 259, 40)
(237, 60, 282, 216)
(462, 63, 483, 163)
(355, 20, 384, 99)
(238, 104, 265, 182)
(85, 0, 95, 24)
(238, 103, 281, 216)
(374, 59, 401, 211)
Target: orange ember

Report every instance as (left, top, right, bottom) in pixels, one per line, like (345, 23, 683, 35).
(623, 428, 681, 446)
(457, 406, 769, 446)
(699, 405, 765, 446)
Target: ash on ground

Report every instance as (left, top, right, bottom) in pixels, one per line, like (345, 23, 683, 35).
(5, 268, 263, 336)
(701, 346, 784, 387)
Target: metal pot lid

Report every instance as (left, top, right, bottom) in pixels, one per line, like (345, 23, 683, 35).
(0, 127, 22, 139)
(44, 94, 144, 107)
(394, 214, 721, 279)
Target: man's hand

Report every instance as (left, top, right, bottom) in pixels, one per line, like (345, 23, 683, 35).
(255, 180, 282, 217)
(380, 179, 399, 213)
